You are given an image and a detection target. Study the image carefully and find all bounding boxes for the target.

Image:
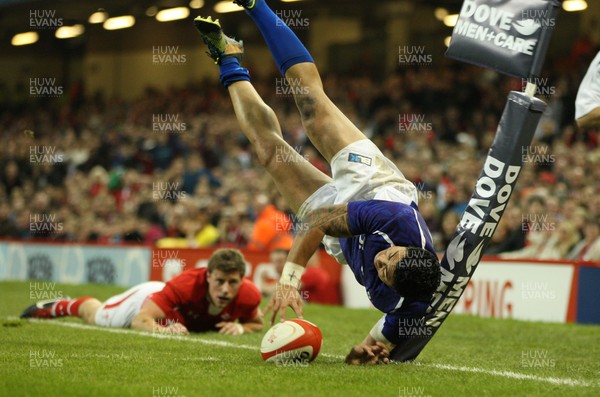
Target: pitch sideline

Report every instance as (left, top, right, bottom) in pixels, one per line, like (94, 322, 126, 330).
(20, 319, 597, 389)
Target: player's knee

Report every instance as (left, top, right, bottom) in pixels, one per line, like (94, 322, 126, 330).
(82, 311, 97, 325)
(79, 299, 101, 324)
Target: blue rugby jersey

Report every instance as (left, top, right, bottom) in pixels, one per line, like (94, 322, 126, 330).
(340, 200, 437, 343)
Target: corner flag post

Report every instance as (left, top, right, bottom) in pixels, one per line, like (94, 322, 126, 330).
(390, 0, 560, 362)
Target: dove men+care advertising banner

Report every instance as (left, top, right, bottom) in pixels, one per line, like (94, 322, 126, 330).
(390, 92, 547, 362)
(446, 0, 560, 78)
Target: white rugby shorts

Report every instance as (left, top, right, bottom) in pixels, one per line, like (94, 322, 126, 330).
(575, 51, 600, 120)
(94, 281, 166, 328)
(298, 139, 417, 264)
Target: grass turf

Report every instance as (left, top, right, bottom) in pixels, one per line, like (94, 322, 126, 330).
(0, 281, 598, 397)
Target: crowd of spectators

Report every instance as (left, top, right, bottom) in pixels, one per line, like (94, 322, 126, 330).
(1, 43, 598, 262)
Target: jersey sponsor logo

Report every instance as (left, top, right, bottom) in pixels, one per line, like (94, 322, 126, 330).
(348, 153, 372, 166)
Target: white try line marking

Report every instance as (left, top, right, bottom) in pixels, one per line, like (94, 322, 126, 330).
(23, 319, 598, 388)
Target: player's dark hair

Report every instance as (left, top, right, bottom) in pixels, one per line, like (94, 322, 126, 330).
(392, 247, 441, 301)
(208, 248, 246, 276)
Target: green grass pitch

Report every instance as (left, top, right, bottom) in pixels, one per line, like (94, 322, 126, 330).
(1, 281, 598, 397)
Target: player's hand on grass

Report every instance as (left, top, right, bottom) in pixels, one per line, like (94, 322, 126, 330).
(216, 321, 245, 335)
(162, 322, 189, 335)
(345, 342, 390, 365)
(264, 282, 303, 325)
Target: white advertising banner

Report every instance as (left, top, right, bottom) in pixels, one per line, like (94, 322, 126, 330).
(0, 242, 150, 287)
(339, 260, 574, 323)
(452, 261, 574, 323)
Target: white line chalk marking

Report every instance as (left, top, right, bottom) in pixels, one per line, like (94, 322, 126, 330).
(21, 319, 599, 388)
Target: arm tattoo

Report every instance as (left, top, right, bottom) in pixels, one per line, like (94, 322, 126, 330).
(306, 204, 353, 238)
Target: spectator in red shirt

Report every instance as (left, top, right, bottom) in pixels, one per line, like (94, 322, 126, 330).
(21, 249, 264, 335)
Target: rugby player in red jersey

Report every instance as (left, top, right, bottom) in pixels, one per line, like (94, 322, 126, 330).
(21, 248, 264, 335)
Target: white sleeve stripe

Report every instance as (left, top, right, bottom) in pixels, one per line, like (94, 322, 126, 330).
(373, 230, 394, 247)
(394, 296, 404, 310)
(412, 209, 426, 249)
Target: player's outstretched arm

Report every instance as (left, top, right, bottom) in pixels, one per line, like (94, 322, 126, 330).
(131, 300, 189, 335)
(288, 204, 353, 266)
(265, 204, 354, 324)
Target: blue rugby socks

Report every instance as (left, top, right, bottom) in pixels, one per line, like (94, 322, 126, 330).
(245, 0, 313, 75)
(219, 57, 250, 87)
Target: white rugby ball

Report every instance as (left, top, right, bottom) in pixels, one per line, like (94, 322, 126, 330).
(260, 319, 323, 364)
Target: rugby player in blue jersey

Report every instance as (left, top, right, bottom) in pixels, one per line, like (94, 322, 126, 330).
(194, 0, 441, 365)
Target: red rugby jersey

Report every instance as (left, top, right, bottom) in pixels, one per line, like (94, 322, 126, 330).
(149, 267, 261, 332)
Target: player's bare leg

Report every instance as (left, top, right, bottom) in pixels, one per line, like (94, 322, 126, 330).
(78, 299, 102, 324)
(286, 63, 367, 162)
(20, 296, 99, 324)
(227, 81, 331, 212)
(194, 16, 331, 213)
(236, 0, 368, 162)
